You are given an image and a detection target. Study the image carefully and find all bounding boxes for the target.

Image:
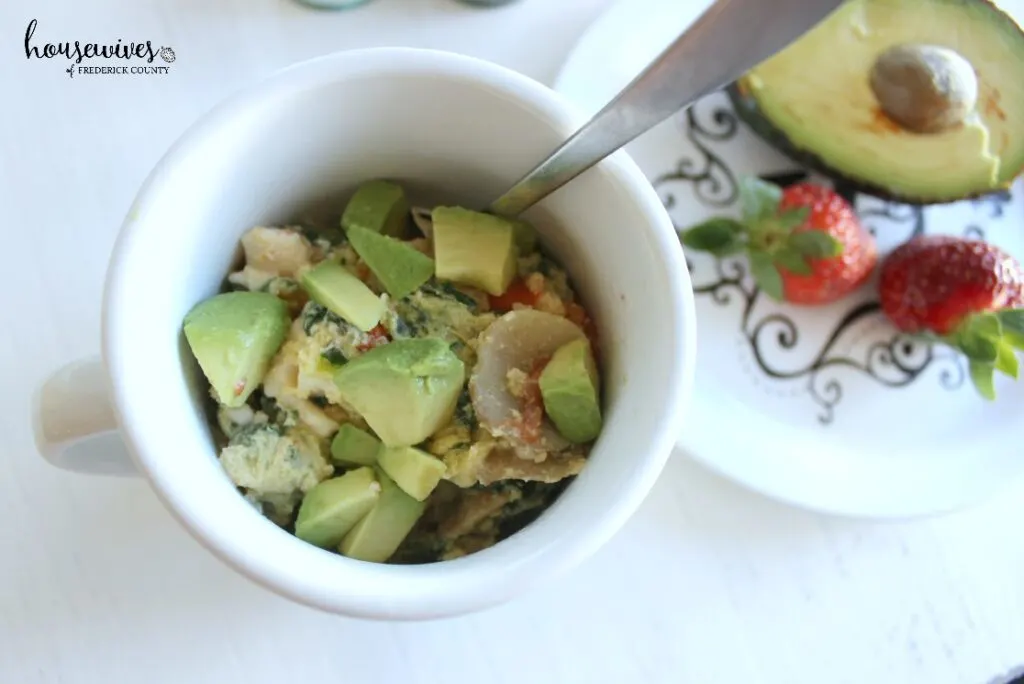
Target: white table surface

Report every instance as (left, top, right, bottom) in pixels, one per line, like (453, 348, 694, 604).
(3, 1, 1024, 682)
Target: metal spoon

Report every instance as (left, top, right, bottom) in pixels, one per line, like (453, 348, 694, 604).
(487, 0, 846, 218)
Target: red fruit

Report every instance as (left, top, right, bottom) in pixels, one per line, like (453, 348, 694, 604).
(879, 235, 1024, 335)
(679, 177, 877, 306)
(355, 323, 390, 352)
(879, 234, 1024, 400)
(488, 277, 539, 312)
(775, 183, 877, 305)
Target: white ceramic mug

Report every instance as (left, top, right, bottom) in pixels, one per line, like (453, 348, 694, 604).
(32, 47, 697, 620)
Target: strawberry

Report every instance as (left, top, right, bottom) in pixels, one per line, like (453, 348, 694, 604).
(879, 234, 1024, 400)
(680, 177, 877, 305)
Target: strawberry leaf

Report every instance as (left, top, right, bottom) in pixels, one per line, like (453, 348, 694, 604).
(773, 247, 812, 276)
(968, 360, 997, 401)
(1006, 331, 1024, 351)
(738, 176, 782, 222)
(998, 309, 1024, 335)
(749, 251, 784, 301)
(788, 231, 843, 259)
(971, 311, 1003, 339)
(776, 206, 811, 232)
(679, 218, 747, 256)
(958, 329, 999, 363)
(995, 339, 1020, 379)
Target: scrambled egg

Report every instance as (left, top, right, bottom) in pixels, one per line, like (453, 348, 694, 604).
(228, 226, 314, 291)
(219, 424, 333, 525)
(387, 285, 495, 367)
(207, 223, 598, 560)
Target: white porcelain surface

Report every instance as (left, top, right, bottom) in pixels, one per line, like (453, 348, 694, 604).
(555, 0, 1024, 519)
(37, 47, 696, 620)
(7, 1, 1024, 682)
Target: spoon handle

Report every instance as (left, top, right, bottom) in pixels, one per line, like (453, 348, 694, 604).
(488, 0, 846, 217)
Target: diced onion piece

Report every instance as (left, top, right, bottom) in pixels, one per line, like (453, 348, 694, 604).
(411, 206, 434, 239)
(470, 310, 587, 451)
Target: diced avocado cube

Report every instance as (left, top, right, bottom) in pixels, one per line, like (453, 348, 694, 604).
(294, 466, 381, 549)
(511, 218, 538, 255)
(340, 469, 426, 563)
(432, 206, 518, 296)
(334, 338, 464, 447)
(377, 446, 446, 501)
(538, 338, 602, 444)
(182, 291, 289, 408)
(341, 180, 409, 238)
(331, 424, 381, 467)
(346, 225, 435, 300)
(300, 261, 385, 332)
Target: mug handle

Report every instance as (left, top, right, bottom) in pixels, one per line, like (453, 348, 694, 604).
(32, 357, 137, 476)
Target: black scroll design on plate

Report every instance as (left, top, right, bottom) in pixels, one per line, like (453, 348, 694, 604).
(689, 254, 966, 424)
(652, 104, 740, 211)
(657, 98, 1007, 424)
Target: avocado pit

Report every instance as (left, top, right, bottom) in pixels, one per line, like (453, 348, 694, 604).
(869, 43, 979, 134)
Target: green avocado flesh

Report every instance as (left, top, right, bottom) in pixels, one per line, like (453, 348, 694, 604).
(730, 0, 1024, 204)
(300, 261, 385, 332)
(538, 338, 602, 444)
(183, 291, 289, 407)
(377, 445, 447, 501)
(340, 469, 426, 563)
(333, 338, 465, 447)
(432, 206, 518, 296)
(346, 225, 435, 300)
(341, 180, 409, 238)
(330, 424, 382, 467)
(294, 467, 381, 549)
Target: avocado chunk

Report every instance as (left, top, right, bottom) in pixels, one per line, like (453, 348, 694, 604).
(300, 261, 385, 332)
(333, 338, 465, 447)
(182, 291, 289, 407)
(340, 469, 426, 562)
(346, 225, 435, 300)
(341, 180, 409, 238)
(330, 424, 382, 467)
(293, 467, 381, 549)
(538, 338, 602, 444)
(432, 206, 518, 296)
(727, 0, 1024, 204)
(377, 445, 447, 501)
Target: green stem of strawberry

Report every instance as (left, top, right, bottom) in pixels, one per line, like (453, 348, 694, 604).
(677, 176, 843, 302)
(946, 308, 1024, 400)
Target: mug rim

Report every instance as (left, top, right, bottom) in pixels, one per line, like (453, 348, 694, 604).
(101, 47, 697, 619)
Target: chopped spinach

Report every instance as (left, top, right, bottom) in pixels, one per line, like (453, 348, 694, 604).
(301, 302, 328, 335)
(393, 297, 431, 336)
(320, 347, 347, 366)
(301, 301, 351, 336)
(419, 279, 479, 312)
(454, 388, 477, 431)
(388, 314, 414, 339)
(229, 422, 282, 447)
(258, 394, 296, 428)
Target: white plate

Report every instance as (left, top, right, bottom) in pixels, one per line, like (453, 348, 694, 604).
(554, 0, 1024, 519)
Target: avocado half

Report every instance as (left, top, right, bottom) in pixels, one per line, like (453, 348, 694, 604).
(727, 0, 1024, 205)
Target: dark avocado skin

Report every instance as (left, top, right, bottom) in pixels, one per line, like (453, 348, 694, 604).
(726, 81, 1016, 207)
(723, 0, 1024, 207)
